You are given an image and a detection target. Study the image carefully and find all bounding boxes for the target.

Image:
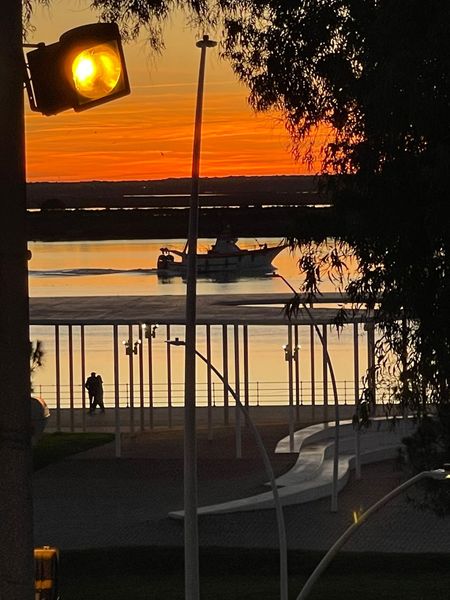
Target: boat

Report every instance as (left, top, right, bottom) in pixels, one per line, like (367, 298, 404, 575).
(157, 234, 287, 275)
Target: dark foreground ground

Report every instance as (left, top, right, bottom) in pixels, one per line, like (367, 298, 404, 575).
(34, 424, 450, 598)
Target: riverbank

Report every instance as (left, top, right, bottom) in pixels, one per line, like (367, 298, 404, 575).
(27, 205, 338, 241)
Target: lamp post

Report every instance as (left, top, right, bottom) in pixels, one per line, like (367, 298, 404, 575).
(184, 35, 217, 600)
(168, 338, 289, 600)
(283, 334, 300, 453)
(296, 468, 450, 600)
(274, 273, 341, 512)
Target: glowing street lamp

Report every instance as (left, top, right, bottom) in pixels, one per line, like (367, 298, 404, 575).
(122, 339, 141, 356)
(142, 323, 159, 339)
(283, 340, 300, 452)
(24, 22, 130, 116)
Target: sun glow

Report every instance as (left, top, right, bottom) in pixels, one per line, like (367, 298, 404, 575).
(26, 4, 325, 181)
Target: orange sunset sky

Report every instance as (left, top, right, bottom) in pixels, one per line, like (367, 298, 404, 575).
(25, 1, 324, 182)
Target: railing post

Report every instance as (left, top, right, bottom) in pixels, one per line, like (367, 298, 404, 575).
(310, 324, 315, 417)
(128, 324, 135, 433)
(68, 324, 74, 432)
(139, 324, 144, 431)
(243, 325, 250, 411)
(81, 325, 86, 432)
(166, 324, 172, 428)
(147, 328, 154, 429)
(322, 324, 328, 421)
(222, 324, 229, 425)
(206, 324, 213, 440)
(113, 325, 121, 458)
(287, 325, 294, 452)
(55, 325, 61, 430)
(234, 324, 242, 458)
(294, 325, 300, 420)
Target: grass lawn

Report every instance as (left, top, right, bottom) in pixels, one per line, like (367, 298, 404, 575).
(33, 432, 114, 470)
(58, 547, 450, 599)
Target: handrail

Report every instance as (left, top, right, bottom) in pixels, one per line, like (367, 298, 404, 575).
(34, 379, 358, 408)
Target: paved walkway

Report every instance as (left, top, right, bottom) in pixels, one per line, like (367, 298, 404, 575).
(33, 424, 450, 553)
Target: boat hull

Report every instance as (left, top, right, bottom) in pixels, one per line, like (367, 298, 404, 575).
(157, 245, 286, 274)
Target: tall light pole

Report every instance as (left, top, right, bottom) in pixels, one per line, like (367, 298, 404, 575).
(184, 35, 216, 600)
(169, 338, 289, 600)
(0, 1, 34, 597)
(296, 468, 450, 600)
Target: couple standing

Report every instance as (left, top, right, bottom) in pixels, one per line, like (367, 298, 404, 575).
(85, 372, 104, 414)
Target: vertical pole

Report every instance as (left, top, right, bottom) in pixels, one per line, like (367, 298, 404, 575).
(353, 322, 361, 479)
(401, 316, 409, 419)
(222, 324, 229, 425)
(367, 320, 376, 405)
(0, 0, 34, 594)
(294, 325, 300, 420)
(113, 325, 121, 458)
(234, 324, 242, 459)
(353, 323, 360, 401)
(310, 324, 315, 415)
(68, 325, 74, 432)
(322, 324, 328, 421)
(148, 331, 154, 429)
(184, 35, 216, 600)
(139, 325, 144, 431)
(55, 325, 61, 430)
(81, 325, 86, 432)
(206, 325, 213, 440)
(167, 324, 172, 428)
(287, 325, 294, 452)
(243, 325, 250, 410)
(128, 324, 134, 434)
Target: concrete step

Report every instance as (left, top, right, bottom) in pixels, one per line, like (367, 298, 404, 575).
(275, 417, 415, 454)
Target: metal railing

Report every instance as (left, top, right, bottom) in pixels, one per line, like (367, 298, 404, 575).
(34, 379, 357, 409)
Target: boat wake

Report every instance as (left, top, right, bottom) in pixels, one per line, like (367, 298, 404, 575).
(29, 268, 158, 277)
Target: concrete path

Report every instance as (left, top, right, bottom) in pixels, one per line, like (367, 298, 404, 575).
(33, 423, 450, 553)
(168, 418, 416, 516)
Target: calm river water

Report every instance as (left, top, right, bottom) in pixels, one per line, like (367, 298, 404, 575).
(28, 238, 367, 407)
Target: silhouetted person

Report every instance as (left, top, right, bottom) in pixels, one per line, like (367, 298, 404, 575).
(94, 374, 105, 413)
(85, 372, 97, 414)
(85, 372, 105, 414)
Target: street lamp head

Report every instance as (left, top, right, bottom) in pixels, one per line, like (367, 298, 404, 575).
(167, 337, 186, 347)
(26, 22, 130, 116)
(425, 468, 450, 481)
(142, 323, 158, 339)
(196, 35, 217, 49)
(122, 338, 141, 355)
